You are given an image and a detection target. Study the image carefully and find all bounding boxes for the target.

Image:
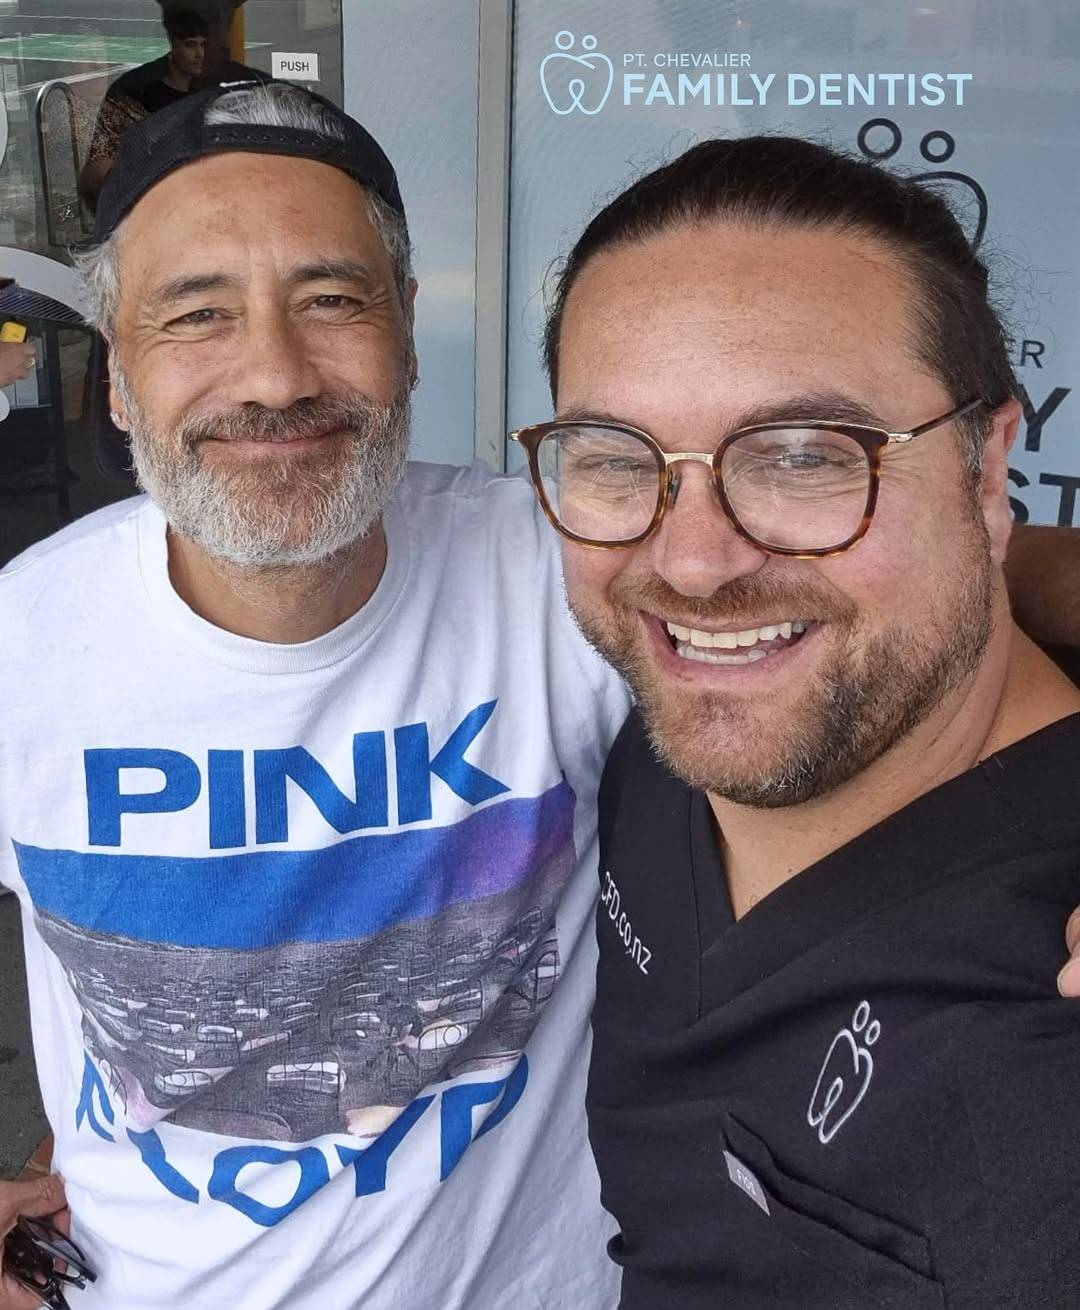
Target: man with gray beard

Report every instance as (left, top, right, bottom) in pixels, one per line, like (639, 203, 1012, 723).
(0, 81, 629, 1309)
(120, 384, 413, 570)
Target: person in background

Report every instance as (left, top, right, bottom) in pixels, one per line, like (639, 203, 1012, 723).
(78, 1, 264, 208)
(0, 340, 35, 388)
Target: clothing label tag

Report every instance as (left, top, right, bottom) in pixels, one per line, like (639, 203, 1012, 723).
(723, 1150, 770, 1215)
(271, 52, 320, 80)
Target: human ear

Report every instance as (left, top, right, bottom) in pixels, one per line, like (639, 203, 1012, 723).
(978, 398, 1021, 565)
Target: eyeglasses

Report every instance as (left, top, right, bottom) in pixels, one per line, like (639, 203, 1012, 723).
(511, 399, 984, 557)
(3, 1216, 97, 1309)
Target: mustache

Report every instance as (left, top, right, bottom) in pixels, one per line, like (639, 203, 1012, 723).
(607, 570, 858, 626)
(176, 393, 401, 446)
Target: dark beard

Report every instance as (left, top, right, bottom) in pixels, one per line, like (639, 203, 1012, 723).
(567, 529, 995, 808)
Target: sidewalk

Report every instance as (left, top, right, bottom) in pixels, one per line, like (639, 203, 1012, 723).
(0, 892, 49, 1175)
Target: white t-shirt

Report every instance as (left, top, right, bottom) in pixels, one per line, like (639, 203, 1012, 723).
(0, 462, 630, 1309)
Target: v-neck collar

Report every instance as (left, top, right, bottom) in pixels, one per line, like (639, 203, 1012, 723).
(690, 713, 1080, 1014)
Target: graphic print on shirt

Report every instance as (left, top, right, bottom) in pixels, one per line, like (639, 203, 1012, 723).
(806, 1000, 881, 1145)
(14, 704, 577, 1146)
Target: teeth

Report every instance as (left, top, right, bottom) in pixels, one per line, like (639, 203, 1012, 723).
(664, 619, 812, 651)
(685, 626, 737, 649)
(678, 645, 771, 666)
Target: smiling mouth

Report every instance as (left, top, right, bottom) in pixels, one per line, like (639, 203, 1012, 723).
(206, 429, 340, 446)
(662, 618, 814, 665)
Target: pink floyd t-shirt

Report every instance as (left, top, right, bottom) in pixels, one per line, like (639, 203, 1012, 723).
(0, 462, 630, 1309)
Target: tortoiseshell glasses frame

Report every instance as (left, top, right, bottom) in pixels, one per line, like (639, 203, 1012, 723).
(510, 398, 985, 558)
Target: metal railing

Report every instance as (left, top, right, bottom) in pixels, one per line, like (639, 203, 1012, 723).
(33, 78, 94, 252)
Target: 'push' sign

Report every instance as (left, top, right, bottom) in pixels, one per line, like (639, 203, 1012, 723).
(271, 52, 320, 81)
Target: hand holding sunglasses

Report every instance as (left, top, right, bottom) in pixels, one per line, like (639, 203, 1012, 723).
(1, 1175, 94, 1310)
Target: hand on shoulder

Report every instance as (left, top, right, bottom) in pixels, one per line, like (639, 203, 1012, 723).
(1060, 909, 1080, 997)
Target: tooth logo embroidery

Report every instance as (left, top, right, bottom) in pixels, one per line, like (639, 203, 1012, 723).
(539, 31, 614, 116)
(807, 1001, 881, 1145)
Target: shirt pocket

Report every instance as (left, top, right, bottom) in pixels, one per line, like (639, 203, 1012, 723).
(723, 1111, 946, 1310)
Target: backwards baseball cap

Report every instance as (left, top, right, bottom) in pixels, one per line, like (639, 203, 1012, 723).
(95, 79, 405, 242)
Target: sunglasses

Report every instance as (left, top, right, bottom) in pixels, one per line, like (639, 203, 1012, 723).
(3, 1216, 97, 1310)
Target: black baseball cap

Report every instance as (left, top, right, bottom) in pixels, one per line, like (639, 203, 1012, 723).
(95, 80, 405, 242)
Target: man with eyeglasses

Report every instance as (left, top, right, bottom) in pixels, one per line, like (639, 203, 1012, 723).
(516, 135, 1080, 1306)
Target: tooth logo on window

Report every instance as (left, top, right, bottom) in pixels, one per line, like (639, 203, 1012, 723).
(807, 1000, 881, 1145)
(855, 118, 988, 252)
(540, 31, 615, 116)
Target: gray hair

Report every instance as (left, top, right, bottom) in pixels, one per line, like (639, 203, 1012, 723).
(76, 82, 413, 337)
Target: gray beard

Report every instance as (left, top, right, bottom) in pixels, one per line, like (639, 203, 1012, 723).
(116, 369, 412, 570)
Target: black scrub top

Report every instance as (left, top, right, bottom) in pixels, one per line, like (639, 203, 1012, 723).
(588, 708, 1080, 1309)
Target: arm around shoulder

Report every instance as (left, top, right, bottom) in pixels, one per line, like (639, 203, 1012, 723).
(1006, 524, 1080, 647)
